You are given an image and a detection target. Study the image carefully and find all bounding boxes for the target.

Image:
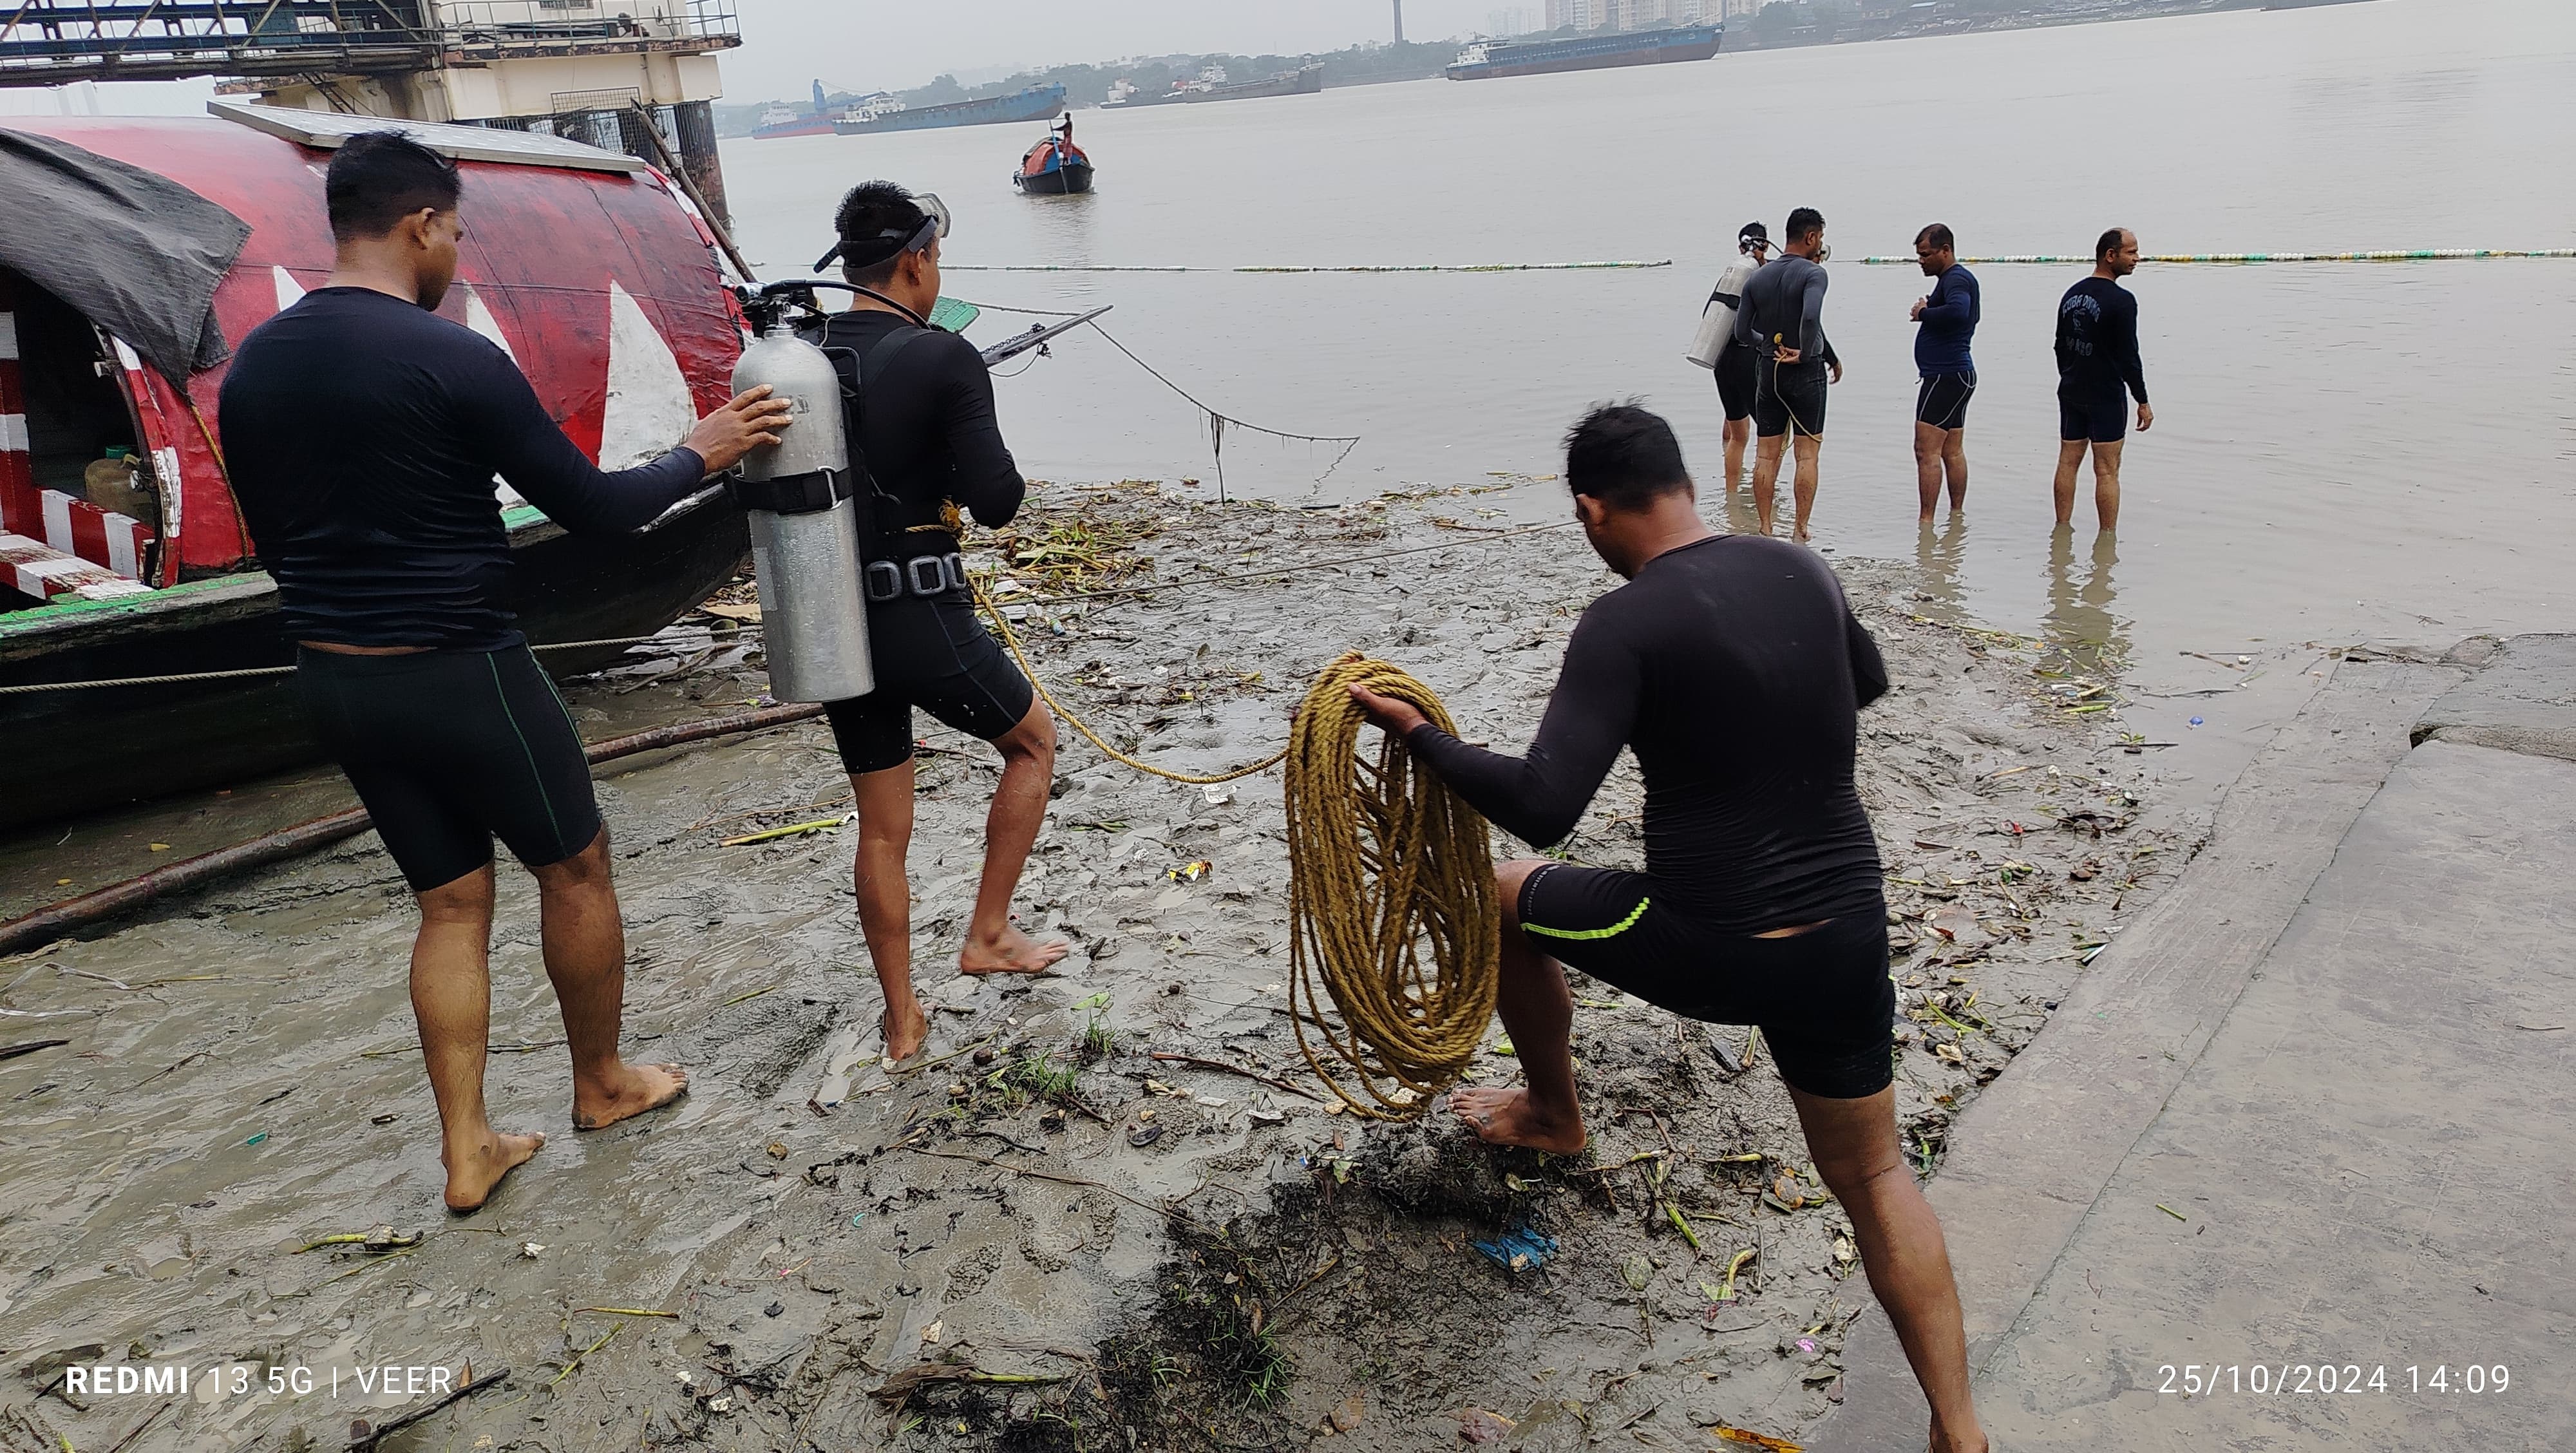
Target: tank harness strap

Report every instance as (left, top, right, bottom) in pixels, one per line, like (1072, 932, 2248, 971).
(864, 551, 968, 603)
(848, 325, 937, 535)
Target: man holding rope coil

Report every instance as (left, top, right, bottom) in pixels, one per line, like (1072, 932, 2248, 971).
(1347, 404, 1989, 1453)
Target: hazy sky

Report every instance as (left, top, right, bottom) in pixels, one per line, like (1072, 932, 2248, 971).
(729, 0, 1497, 98)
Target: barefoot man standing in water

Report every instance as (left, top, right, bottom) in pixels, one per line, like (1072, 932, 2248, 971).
(220, 133, 793, 1211)
(808, 182, 1067, 1061)
(1350, 405, 1990, 1453)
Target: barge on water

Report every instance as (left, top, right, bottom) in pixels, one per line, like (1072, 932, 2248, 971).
(1124, 62, 1326, 106)
(0, 105, 756, 833)
(1445, 25, 1723, 81)
(834, 85, 1067, 137)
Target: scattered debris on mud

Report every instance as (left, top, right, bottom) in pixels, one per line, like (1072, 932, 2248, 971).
(0, 480, 2190, 1452)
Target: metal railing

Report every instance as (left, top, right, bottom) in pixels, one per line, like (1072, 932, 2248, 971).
(1, 1, 437, 73)
(0, 0, 735, 79)
(434, 0, 735, 43)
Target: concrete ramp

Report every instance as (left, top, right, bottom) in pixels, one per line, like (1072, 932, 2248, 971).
(1819, 647, 2576, 1452)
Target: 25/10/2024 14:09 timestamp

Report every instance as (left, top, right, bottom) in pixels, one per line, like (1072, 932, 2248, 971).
(2159, 1365, 2510, 1396)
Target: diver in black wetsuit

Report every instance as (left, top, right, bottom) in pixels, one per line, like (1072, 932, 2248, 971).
(2053, 227, 2154, 533)
(1713, 221, 1771, 494)
(806, 182, 1065, 1063)
(1734, 207, 1842, 542)
(1347, 405, 1990, 1453)
(220, 131, 793, 1213)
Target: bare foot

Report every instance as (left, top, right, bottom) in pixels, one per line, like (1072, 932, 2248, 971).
(882, 990, 929, 1063)
(572, 1062, 689, 1132)
(1449, 1087, 1586, 1154)
(1793, 527, 1813, 544)
(444, 1129, 544, 1214)
(960, 924, 1070, 976)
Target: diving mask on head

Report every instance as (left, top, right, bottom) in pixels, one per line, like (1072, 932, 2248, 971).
(814, 191, 954, 272)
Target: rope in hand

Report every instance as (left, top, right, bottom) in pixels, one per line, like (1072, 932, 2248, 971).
(1284, 655, 1501, 1119)
(956, 515, 1505, 1114)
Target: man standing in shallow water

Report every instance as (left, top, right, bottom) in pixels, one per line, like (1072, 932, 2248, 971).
(1349, 405, 1990, 1453)
(1909, 223, 1980, 522)
(218, 133, 792, 1212)
(2054, 227, 2153, 533)
(1736, 207, 1841, 542)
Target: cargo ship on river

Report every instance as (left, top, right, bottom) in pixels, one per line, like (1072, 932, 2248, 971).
(1445, 24, 1723, 81)
(833, 84, 1066, 137)
(1111, 62, 1325, 107)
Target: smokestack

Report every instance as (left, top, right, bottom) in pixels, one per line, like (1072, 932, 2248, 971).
(1394, 0, 1405, 44)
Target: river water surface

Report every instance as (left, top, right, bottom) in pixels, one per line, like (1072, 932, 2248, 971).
(718, 0, 2576, 695)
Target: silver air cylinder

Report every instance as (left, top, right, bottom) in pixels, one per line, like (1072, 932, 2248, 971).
(730, 322, 875, 704)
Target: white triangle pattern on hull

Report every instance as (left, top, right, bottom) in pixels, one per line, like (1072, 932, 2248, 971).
(457, 283, 531, 510)
(600, 281, 696, 473)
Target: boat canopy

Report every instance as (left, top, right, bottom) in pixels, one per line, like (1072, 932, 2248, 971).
(0, 109, 740, 591)
(0, 128, 250, 386)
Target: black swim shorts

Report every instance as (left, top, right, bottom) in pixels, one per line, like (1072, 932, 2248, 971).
(1715, 339, 1759, 423)
(2058, 385, 2130, 444)
(823, 589, 1037, 775)
(1754, 357, 1828, 440)
(1517, 862, 1897, 1099)
(1916, 370, 1977, 430)
(294, 642, 602, 893)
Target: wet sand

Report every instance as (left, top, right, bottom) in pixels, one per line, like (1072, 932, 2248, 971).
(0, 482, 2195, 1451)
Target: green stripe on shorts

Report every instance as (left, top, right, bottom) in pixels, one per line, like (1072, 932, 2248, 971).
(1524, 897, 1651, 942)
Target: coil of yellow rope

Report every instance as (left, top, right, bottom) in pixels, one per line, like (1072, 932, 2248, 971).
(945, 511, 1502, 1111)
(1285, 655, 1501, 1118)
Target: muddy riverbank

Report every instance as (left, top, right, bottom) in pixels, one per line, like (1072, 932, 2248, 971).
(0, 482, 2194, 1452)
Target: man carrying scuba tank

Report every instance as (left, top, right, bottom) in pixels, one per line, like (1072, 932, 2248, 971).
(808, 182, 1066, 1063)
(1704, 222, 1771, 493)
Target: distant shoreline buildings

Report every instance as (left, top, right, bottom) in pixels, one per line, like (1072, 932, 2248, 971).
(1544, 0, 1727, 29)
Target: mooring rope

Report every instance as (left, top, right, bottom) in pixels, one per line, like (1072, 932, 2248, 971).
(950, 299, 1361, 494)
(0, 633, 723, 696)
(974, 571, 1287, 786)
(972, 525, 1507, 1113)
(1284, 656, 1501, 1119)
(947, 260, 1672, 274)
(1857, 249, 2576, 265)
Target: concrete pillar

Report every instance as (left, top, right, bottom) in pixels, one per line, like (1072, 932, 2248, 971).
(670, 99, 731, 229)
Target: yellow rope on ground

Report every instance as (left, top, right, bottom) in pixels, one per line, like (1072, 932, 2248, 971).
(973, 575, 1287, 785)
(1285, 656, 1501, 1119)
(952, 511, 1503, 1112)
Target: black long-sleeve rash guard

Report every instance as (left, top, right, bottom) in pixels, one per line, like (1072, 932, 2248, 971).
(813, 309, 1026, 548)
(221, 287, 707, 650)
(1406, 535, 1891, 934)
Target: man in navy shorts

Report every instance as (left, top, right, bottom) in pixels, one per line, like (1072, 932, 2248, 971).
(1909, 223, 1980, 522)
(1350, 404, 1989, 1453)
(2054, 227, 2154, 533)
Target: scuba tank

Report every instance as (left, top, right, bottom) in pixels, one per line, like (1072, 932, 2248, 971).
(1685, 261, 1755, 369)
(728, 289, 876, 704)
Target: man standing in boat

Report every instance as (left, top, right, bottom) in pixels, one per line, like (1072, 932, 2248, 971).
(1735, 207, 1841, 542)
(218, 132, 793, 1213)
(810, 182, 1066, 1064)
